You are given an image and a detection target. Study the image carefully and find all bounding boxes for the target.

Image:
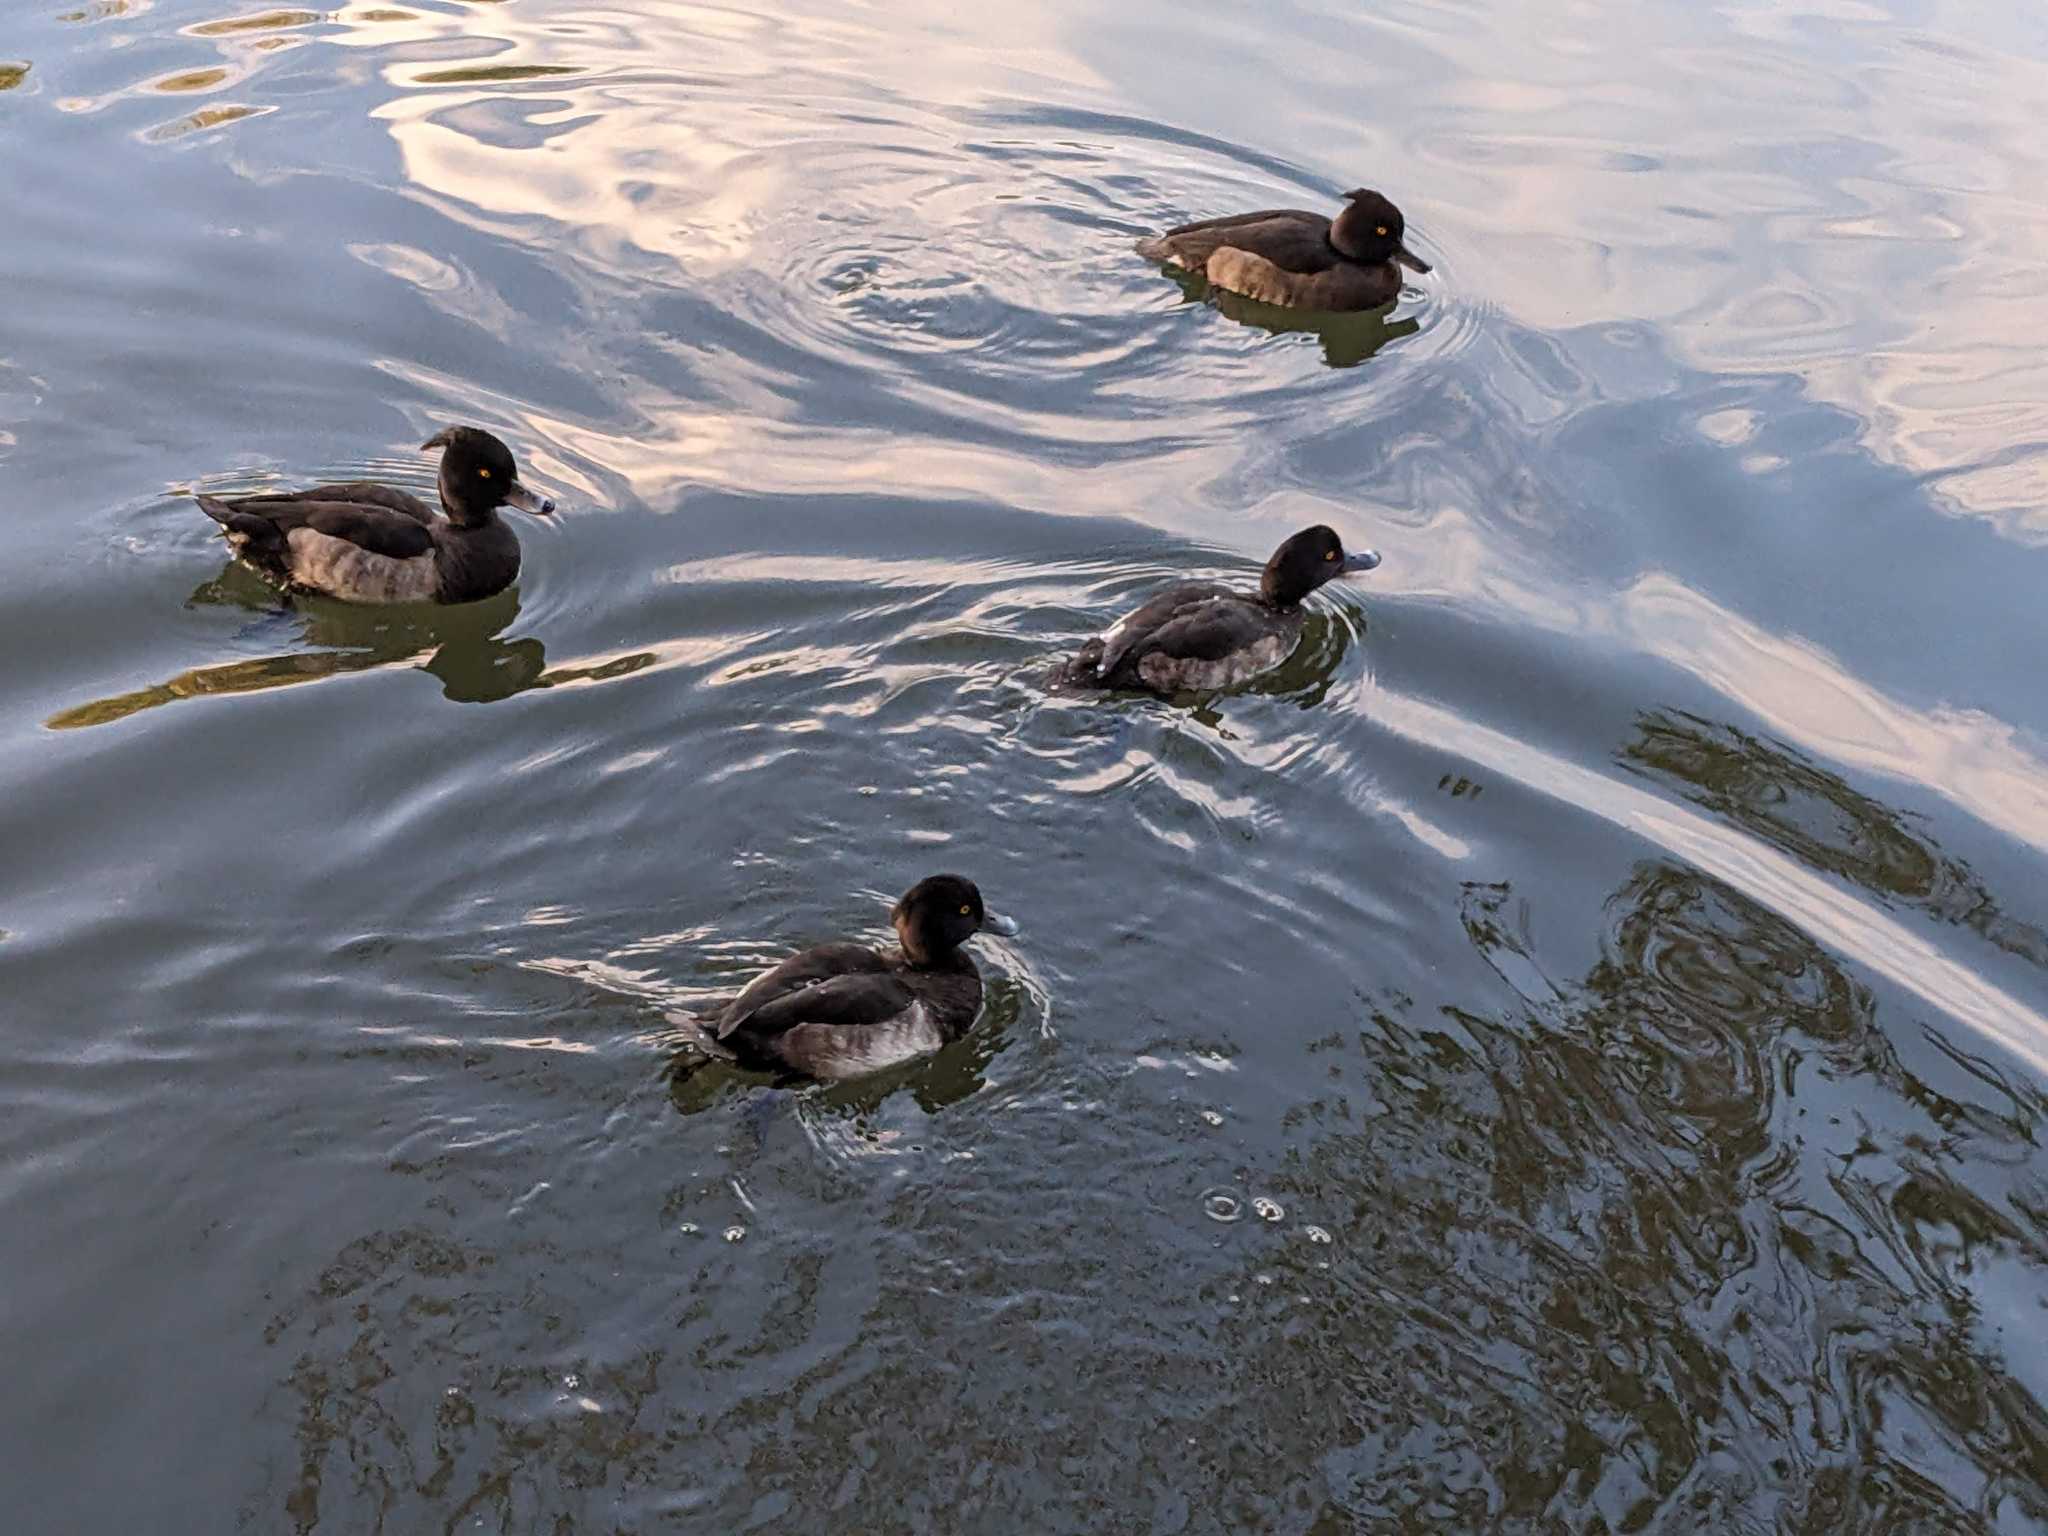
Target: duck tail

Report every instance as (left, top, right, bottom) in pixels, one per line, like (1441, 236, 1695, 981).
(663, 1008, 737, 1058)
(1048, 640, 1109, 693)
(665, 1010, 747, 1106)
(197, 495, 289, 570)
(196, 495, 275, 539)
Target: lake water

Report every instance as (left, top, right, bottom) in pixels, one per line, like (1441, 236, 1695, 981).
(5, 0, 2048, 1530)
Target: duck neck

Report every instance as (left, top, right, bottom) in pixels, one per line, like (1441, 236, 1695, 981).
(431, 518, 522, 602)
(894, 917, 935, 969)
(443, 502, 501, 532)
(894, 917, 969, 972)
(1258, 572, 1306, 610)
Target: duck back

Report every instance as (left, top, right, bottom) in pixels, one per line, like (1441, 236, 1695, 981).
(1136, 209, 1335, 273)
(710, 944, 983, 1080)
(1060, 582, 1301, 694)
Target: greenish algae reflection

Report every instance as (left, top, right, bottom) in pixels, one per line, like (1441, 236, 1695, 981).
(407, 65, 584, 86)
(1623, 708, 2048, 971)
(1237, 862, 2048, 1530)
(186, 10, 319, 37)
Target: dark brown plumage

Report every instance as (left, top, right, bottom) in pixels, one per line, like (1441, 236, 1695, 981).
(1057, 526, 1381, 696)
(1137, 188, 1429, 311)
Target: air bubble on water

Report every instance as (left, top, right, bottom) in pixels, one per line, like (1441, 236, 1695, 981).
(562, 1373, 580, 1390)
(1253, 1197, 1284, 1222)
(677, 1222, 700, 1235)
(1304, 1225, 1332, 1245)
(1200, 1110, 1224, 1127)
(1200, 1187, 1244, 1223)
(1256, 1272, 1275, 1286)
(723, 1225, 747, 1243)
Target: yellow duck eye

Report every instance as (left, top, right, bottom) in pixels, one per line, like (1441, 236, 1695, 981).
(1375, 225, 1389, 237)
(959, 904, 972, 915)
(477, 467, 492, 479)
(1325, 549, 1339, 560)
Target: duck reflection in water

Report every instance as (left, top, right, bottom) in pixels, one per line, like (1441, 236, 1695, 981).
(48, 571, 554, 727)
(1157, 265, 1420, 368)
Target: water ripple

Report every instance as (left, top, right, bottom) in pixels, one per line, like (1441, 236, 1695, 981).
(6, 0, 2048, 1530)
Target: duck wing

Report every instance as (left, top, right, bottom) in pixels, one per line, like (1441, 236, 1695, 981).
(726, 972, 921, 1037)
(712, 942, 890, 1040)
(1136, 594, 1279, 663)
(197, 491, 434, 550)
(1072, 581, 1236, 682)
(719, 971, 946, 1080)
(198, 496, 434, 559)
(266, 483, 440, 523)
(1137, 210, 1338, 276)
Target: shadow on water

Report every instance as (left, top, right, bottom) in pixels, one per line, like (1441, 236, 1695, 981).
(1153, 263, 1423, 369)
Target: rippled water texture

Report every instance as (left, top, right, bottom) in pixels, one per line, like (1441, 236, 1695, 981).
(5, 0, 2048, 1530)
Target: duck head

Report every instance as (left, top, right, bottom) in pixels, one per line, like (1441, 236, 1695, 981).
(1329, 190, 1431, 274)
(892, 874, 1017, 967)
(1261, 524, 1381, 608)
(424, 426, 557, 527)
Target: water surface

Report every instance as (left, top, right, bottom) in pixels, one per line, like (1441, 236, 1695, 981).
(5, 0, 2048, 1530)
